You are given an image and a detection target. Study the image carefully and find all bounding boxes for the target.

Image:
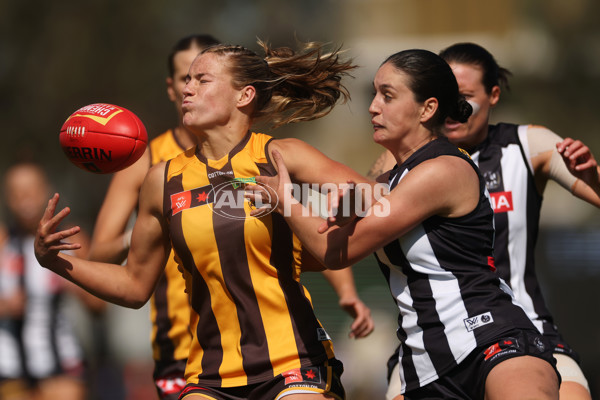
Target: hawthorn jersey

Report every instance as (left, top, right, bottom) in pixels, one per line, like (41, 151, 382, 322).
(163, 132, 335, 387)
(149, 129, 193, 366)
(469, 123, 561, 341)
(375, 138, 536, 393)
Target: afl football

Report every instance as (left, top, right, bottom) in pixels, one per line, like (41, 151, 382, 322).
(59, 103, 148, 173)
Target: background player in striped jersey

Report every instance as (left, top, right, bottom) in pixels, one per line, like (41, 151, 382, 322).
(250, 48, 561, 399)
(1, 162, 105, 400)
(376, 42, 597, 400)
(88, 33, 374, 400)
(35, 40, 377, 399)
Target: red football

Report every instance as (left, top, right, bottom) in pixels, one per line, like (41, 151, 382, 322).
(59, 103, 148, 174)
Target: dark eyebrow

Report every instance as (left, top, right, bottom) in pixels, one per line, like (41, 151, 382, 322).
(373, 82, 394, 92)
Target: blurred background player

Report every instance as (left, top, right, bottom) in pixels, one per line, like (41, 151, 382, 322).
(0, 161, 105, 400)
(374, 42, 598, 400)
(87, 33, 374, 400)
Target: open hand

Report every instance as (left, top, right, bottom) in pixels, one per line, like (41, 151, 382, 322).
(34, 193, 81, 267)
(557, 137, 599, 185)
(247, 150, 298, 217)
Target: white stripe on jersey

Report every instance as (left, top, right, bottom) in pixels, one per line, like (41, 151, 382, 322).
(377, 223, 478, 390)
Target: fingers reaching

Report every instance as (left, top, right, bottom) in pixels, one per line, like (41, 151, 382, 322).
(35, 194, 82, 265)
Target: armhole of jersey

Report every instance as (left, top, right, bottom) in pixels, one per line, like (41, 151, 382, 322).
(516, 124, 535, 178)
(264, 137, 275, 169)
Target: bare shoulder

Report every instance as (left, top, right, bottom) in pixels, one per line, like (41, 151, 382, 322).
(396, 155, 479, 208)
(139, 162, 166, 211)
(408, 155, 475, 182)
(268, 137, 319, 158)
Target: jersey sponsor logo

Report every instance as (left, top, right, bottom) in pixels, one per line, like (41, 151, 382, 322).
(170, 184, 214, 214)
(156, 376, 186, 395)
(283, 367, 322, 385)
(489, 191, 513, 213)
(463, 311, 494, 332)
(207, 170, 234, 179)
(483, 337, 520, 361)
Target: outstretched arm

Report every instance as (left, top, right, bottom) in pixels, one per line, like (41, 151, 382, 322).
(34, 162, 170, 308)
(250, 150, 480, 268)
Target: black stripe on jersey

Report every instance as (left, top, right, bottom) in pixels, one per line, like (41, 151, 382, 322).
(270, 212, 328, 364)
(166, 170, 225, 385)
(153, 273, 176, 361)
(263, 139, 329, 365)
(476, 139, 510, 284)
(206, 158, 273, 380)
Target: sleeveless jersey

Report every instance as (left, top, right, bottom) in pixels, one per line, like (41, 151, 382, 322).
(148, 129, 193, 365)
(163, 132, 335, 387)
(375, 138, 535, 393)
(469, 123, 555, 337)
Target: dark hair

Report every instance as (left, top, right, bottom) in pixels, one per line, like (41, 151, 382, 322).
(201, 40, 356, 128)
(383, 49, 472, 127)
(439, 42, 512, 93)
(167, 34, 220, 77)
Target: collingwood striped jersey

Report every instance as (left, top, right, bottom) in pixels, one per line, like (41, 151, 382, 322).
(0, 232, 84, 380)
(375, 137, 535, 393)
(149, 129, 193, 365)
(163, 132, 335, 387)
(469, 123, 554, 337)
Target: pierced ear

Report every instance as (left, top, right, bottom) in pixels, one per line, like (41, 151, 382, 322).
(238, 85, 256, 108)
(420, 98, 438, 123)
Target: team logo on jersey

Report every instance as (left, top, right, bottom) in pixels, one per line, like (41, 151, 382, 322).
(283, 367, 322, 385)
(534, 336, 545, 352)
(489, 191, 513, 213)
(170, 184, 214, 215)
(483, 171, 501, 190)
(464, 311, 494, 332)
(484, 337, 520, 361)
(317, 328, 331, 341)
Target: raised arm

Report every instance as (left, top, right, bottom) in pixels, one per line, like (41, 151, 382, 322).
(527, 126, 600, 208)
(556, 137, 600, 207)
(87, 148, 151, 264)
(253, 150, 480, 269)
(34, 162, 170, 308)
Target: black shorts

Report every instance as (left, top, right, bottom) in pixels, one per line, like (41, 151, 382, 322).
(154, 359, 188, 400)
(544, 329, 581, 364)
(178, 358, 345, 400)
(403, 329, 559, 400)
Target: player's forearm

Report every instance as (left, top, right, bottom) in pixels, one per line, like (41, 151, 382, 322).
(44, 253, 150, 309)
(88, 231, 131, 264)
